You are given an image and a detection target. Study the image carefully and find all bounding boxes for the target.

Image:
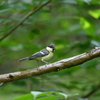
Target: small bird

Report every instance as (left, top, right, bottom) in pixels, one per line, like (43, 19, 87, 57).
(18, 44, 55, 64)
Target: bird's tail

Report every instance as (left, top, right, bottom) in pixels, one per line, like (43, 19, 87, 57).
(18, 57, 29, 62)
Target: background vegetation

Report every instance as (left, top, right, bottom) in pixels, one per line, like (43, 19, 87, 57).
(0, 0, 100, 100)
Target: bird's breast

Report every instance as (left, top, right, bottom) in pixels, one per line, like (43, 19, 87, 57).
(42, 52, 54, 61)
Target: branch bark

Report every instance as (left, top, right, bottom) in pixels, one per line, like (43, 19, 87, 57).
(0, 0, 52, 42)
(0, 47, 100, 84)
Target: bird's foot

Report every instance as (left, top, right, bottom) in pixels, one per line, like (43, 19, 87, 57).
(45, 63, 50, 67)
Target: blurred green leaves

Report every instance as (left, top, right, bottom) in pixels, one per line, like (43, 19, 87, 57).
(14, 93, 33, 100)
(80, 17, 95, 35)
(0, 0, 100, 100)
(89, 9, 100, 19)
(14, 91, 68, 100)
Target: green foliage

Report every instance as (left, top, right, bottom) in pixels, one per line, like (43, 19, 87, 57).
(14, 91, 72, 100)
(0, 0, 100, 100)
(14, 93, 33, 100)
(36, 91, 66, 100)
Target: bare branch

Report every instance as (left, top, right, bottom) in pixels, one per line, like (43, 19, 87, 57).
(0, 0, 52, 42)
(0, 47, 100, 84)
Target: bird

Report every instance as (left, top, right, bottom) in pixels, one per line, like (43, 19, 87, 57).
(18, 44, 55, 64)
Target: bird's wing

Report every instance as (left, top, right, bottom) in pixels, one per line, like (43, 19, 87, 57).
(29, 49, 49, 60)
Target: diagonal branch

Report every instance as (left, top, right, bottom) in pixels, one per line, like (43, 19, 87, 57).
(0, 0, 52, 42)
(0, 47, 100, 84)
(82, 84, 100, 98)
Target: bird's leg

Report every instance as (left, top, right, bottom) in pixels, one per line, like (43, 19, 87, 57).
(42, 59, 49, 67)
(42, 59, 49, 64)
(36, 60, 39, 67)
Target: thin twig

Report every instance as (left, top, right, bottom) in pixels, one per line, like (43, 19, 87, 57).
(0, 82, 4, 86)
(82, 84, 100, 98)
(0, 0, 52, 42)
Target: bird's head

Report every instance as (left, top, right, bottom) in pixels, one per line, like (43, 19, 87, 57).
(46, 44, 55, 52)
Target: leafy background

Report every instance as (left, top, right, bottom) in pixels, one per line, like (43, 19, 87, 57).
(0, 0, 100, 100)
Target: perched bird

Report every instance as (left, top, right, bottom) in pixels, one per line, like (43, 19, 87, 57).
(18, 44, 55, 64)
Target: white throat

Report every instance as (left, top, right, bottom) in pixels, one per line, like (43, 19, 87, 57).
(46, 47, 52, 52)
